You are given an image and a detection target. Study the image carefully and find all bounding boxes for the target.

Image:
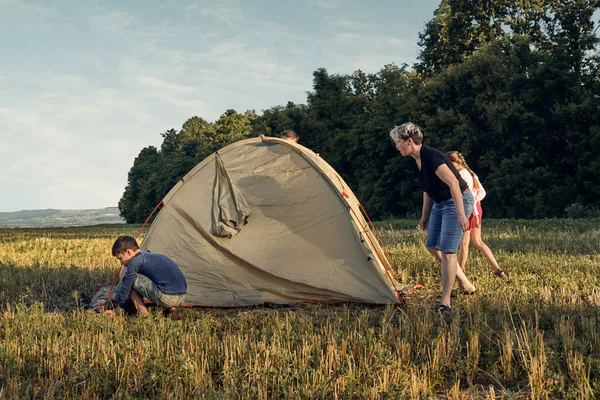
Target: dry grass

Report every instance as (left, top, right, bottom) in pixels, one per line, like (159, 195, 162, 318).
(0, 221, 599, 398)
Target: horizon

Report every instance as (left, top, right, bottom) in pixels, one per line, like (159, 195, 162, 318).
(0, 206, 119, 213)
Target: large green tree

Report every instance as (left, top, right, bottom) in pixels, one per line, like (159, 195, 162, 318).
(416, 0, 600, 76)
(118, 111, 257, 223)
(118, 146, 161, 223)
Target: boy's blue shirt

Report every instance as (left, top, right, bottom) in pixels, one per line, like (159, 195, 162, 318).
(114, 250, 187, 303)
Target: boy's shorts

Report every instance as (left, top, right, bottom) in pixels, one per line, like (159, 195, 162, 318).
(117, 274, 186, 308)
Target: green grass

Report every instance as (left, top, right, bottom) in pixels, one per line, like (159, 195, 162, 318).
(0, 220, 599, 398)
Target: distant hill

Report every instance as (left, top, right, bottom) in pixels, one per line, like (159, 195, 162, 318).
(0, 207, 125, 228)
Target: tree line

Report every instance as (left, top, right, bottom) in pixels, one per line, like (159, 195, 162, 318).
(119, 0, 600, 223)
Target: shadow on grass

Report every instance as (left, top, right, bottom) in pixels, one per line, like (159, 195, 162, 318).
(0, 262, 117, 312)
(378, 218, 600, 256)
(2, 259, 598, 330)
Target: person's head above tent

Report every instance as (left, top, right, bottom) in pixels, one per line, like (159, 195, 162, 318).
(259, 129, 299, 143)
(279, 129, 299, 142)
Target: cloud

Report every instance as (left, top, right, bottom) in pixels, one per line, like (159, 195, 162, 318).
(85, 6, 181, 46)
(196, 6, 244, 26)
(326, 32, 416, 73)
(0, 68, 172, 211)
(134, 76, 195, 94)
(0, 105, 77, 204)
(117, 11, 315, 108)
(308, 0, 341, 9)
(0, 0, 64, 20)
(150, 44, 309, 93)
(0, 0, 426, 211)
(2, 9, 316, 209)
(89, 11, 133, 32)
(334, 33, 412, 49)
(18, 175, 126, 212)
(0, 9, 314, 209)
(330, 19, 373, 30)
(107, 3, 314, 104)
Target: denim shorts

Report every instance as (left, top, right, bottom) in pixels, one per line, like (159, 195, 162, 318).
(425, 192, 474, 253)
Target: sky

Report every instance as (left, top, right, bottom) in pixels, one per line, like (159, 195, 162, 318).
(0, 0, 441, 212)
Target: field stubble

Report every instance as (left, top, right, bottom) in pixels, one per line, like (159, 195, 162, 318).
(0, 221, 599, 398)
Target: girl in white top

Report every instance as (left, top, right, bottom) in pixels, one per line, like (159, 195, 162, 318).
(447, 152, 506, 279)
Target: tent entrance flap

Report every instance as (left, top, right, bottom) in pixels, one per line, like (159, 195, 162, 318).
(211, 152, 251, 238)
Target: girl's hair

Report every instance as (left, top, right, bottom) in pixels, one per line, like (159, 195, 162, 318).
(389, 122, 423, 145)
(447, 151, 480, 190)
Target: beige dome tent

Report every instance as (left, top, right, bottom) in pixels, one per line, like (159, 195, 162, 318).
(141, 137, 401, 307)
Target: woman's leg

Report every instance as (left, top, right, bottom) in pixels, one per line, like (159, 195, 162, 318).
(426, 208, 457, 307)
(471, 226, 502, 273)
(430, 248, 476, 306)
(455, 261, 476, 292)
(439, 252, 457, 307)
(458, 229, 472, 270)
(434, 196, 477, 307)
(427, 247, 442, 263)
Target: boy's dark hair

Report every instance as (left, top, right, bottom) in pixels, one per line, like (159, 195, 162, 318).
(112, 236, 140, 256)
(280, 130, 299, 141)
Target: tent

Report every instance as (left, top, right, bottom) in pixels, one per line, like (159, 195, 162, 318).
(140, 137, 401, 307)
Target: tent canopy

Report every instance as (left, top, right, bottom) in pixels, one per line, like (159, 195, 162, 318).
(141, 137, 400, 307)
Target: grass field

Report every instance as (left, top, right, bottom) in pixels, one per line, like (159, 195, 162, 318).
(0, 220, 599, 398)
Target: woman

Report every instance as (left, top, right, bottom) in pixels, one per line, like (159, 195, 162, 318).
(447, 151, 506, 278)
(390, 123, 476, 312)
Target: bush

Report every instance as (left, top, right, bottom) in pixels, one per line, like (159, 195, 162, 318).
(564, 203, 597, 219)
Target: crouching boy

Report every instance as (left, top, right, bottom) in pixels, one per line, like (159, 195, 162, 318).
(106, 236, 187, 316)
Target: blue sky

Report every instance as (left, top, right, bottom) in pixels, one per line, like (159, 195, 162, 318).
(0, 0, 440, 212)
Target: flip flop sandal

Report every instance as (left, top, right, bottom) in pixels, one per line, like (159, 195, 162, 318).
(434, 304, 452, 313)
(451, 289, 477, 298)
(494, 269, 507, 279)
